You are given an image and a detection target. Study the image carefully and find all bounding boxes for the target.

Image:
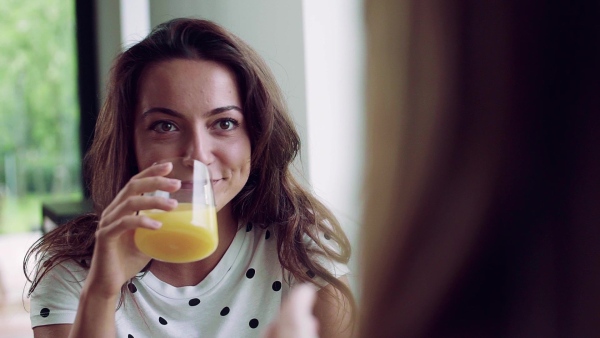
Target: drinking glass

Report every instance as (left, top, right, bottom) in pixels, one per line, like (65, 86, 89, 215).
(134, 158, 218, 263)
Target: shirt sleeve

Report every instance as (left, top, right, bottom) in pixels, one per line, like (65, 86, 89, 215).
(30, 260, 87, 328)
(293, 232, 351, 288)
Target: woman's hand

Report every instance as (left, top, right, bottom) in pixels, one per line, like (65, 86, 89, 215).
(264, 284, 320, 338)
(86, 162, 181, 299)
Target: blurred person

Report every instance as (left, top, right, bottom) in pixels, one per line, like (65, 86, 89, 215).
(268, 0, 600, 337)
(24, 18, 353, 338)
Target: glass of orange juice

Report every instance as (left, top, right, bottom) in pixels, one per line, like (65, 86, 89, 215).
(134, 158, 218, 263)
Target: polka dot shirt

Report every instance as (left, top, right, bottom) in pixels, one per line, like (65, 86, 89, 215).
(30, 223, 349, 337)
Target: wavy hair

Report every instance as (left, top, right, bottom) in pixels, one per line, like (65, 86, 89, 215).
(25, 18, 353, 316)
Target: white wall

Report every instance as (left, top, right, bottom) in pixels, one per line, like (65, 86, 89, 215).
(303, 0, 365, 293)
(120, 0, 151, 50)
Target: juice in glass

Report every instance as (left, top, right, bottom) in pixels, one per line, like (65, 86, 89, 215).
(134, 203, 218, 263)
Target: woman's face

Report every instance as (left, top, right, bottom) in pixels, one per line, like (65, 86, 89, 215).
(134, 58, 251, 212)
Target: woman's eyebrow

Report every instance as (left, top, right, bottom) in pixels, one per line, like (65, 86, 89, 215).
(209, 105, 243, 116)
(141, 107, 183, 118)
(141, 105, 242, 118)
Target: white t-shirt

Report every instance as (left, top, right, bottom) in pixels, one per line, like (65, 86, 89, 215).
(30, 222, 349, 338)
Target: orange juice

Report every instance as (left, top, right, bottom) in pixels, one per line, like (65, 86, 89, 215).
(134, 203, 218, 263)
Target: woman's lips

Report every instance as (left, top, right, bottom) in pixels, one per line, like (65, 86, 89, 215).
(180, 181, 194, 190)
(179, 179, 223, 189)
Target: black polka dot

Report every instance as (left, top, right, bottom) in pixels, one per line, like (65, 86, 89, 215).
(324, 233, 331, 240)
(159, 317, 168, 325)
(246, 223, 253, 232)
(307, 270, 316, 278)
(128, 283, 137, 293)
(265, 230, 271, 240)
(188, 298, 200, 306)
(220, 307, 230, 316)
(272, 281, 282, 291)
(40, 308, 50, 318)
(249, 318, 259, 328)
(128, 335, 134, 338)
(246, 268, 256, 279)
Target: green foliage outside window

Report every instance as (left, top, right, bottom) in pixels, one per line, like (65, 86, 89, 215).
(0, 0, 81, 233)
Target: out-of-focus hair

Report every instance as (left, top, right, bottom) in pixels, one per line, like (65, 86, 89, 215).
(360, 0, 600, 337)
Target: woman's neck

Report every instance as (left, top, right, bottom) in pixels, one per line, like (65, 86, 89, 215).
(148, 203, 239, 287)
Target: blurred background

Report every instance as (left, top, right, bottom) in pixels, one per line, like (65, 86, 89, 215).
(0, 1, 365, 337)
(1, 0, 80, 336)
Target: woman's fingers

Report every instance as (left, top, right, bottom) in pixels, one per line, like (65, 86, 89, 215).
(101, 194, 177, 226)
(100, 162, 181, 226)
(116, 175, 181, 204)
(109, 195, 177, 220)
(133, 176, 181, 193)
(283, 284, 319, 329)
(264, 284, 319, 338)
(131, 161, 173, 180)
(85, 163, 181, 296)
(287, 284, 318, 311)
(111, 162, 177, 205)
(97, 214, 161, 239)
(97, 163, 182, 238)
(128, 173, 182, 195)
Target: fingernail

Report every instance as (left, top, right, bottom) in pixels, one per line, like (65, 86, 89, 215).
(167, 199, 178, 206)
(169, 178, 181, 185)
(150, 161, 170, 168)
(148, 220, 162, 229)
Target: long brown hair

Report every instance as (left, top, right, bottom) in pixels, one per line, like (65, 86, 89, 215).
(360, 0, 600, 337)
(25, 18, 353, 314)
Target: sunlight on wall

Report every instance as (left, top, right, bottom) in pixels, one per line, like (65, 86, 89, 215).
(120, 0, 150, 50)
(303, 0, 365, 293)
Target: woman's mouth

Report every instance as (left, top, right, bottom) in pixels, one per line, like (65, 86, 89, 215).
(179, 178, 224, 189)
(180, 181, 194, 190)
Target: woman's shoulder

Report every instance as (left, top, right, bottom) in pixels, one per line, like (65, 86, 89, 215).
(243, 221, 275, 241)
(29, 258, 89, 304)
(39, 258, 90, 282)
(252, 220, 351, 285)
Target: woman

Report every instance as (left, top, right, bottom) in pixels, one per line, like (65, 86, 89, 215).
(25, 18, 353, 338)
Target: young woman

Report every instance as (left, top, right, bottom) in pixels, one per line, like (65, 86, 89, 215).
(25, 18, 353, 338)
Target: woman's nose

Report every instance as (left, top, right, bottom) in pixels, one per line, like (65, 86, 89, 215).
(183, 130, 214, 166)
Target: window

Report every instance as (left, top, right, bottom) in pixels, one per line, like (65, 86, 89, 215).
(0, 0, 80, 234)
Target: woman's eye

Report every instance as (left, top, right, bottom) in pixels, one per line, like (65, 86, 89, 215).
(151, 121, 178, 133)
(216, 119, 238, 131)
